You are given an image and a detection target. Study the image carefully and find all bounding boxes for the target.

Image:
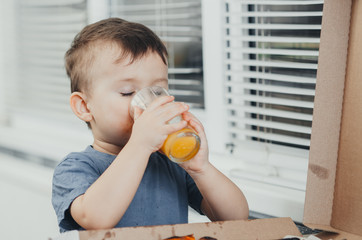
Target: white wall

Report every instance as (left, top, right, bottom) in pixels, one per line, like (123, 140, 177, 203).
(0, 151, 212, 240)
(0, 2, 59, 238)
(0, 153, 59, 240)
(0, 0, 8, 124)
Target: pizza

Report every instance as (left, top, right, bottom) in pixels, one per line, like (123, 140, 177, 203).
(163, 235, 217, 240)
(164, 235, 195, 240)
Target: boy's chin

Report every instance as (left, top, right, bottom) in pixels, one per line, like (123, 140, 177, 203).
(116, 136, 131, 148)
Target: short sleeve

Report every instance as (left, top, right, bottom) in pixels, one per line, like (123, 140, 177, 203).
(186, 173, 204, 215)
(52, 156, 100, 232)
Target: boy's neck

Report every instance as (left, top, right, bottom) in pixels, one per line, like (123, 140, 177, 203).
(92, 140, 123, 156)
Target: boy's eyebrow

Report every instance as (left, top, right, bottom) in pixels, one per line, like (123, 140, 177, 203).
(153, 78, 168, 84)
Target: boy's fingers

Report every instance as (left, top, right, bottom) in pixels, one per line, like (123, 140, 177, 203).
(133, 107, 144, 120)
(182, 111, 196, 121)
(183, 112, 203, 129)
(190, 119, 203, 133)
(164, 120, 188, 134)
(159, 102, 189, 122)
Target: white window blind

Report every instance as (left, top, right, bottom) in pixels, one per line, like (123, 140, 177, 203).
(109, 0, 204, 109)
(224, 0, 323, 190)
(5, 0, 87, 123)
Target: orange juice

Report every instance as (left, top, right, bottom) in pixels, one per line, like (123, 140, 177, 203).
(161, 128, 200, 163)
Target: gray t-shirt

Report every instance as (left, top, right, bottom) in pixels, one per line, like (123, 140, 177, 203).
(52, 145, 203, 233)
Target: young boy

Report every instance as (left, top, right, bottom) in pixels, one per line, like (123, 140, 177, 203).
(52, 18, 249, 233)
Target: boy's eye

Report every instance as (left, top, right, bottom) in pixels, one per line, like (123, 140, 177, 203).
(121, 92, 135, 97)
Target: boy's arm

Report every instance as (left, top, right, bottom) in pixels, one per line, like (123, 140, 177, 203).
(191, 163, 249, 221)
(70, 142, 151, 230)
(70, 96, 189, 230)
(181, 112, 249, 221)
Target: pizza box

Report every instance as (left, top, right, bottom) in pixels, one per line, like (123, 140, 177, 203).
(50, 0, 362, 239)
(303, 0, 362, 239)
(51, 217, 301, 240)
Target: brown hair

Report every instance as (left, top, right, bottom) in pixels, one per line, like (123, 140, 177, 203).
(65, 18, 168, 94)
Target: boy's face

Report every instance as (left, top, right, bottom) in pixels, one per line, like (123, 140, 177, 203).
(86, 45, 168, 153)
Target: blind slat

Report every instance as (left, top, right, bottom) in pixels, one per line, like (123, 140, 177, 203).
(21, 33, 75, 42)
(227, 11, 323, 17)
(227, 23, 321, 30)
(11, 101, 70, 113)
(109, 2, 200, 11)
(229, 0, 323, 5)
(119, 13, 201, 22)
(224, 35, 320, 43)
(230, 117, 312, 134)
(168, 79, 202, 86)
(226, 59, 318, 69)
(231, 128, 311, 146)
(227, 93, 314, 108)
(19, 74, 68, 86)
(169, 89, 202, 96)
(23, 58, 64, 67)
(23, 49, 67, 59)
(147, 26, 202, 33)
(227, 105, 313, 121)
(18, 83, 69, 95)
(227, 47, 319, 57)
(168, 68, 202, 74)
(160, 36, 201, 43)
(226, 82, 316, 96)
(21, 12, 86, 23)
(16, 93, 68, 104)
(228, 71, 316, 84)
(20, 23, 84, 32)
(21, 0, 85, 6)
(21, 41, 71, 50)
(21, 67, 66, 76)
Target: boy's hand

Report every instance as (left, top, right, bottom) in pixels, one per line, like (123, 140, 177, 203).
(179, 112, 249, 222)
(178, 111, 210, 175)
(129, 95, 189, 155)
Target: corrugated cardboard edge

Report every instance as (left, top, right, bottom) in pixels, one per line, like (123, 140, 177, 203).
(306, 224, 362, 240)
(303, 0, 352, 226)
(77, 218, 301, 240)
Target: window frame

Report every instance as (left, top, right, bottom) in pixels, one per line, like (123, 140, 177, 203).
(0, 0, 314, 222)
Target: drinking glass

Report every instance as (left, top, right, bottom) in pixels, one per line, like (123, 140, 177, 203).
(130, 86, 200, 163)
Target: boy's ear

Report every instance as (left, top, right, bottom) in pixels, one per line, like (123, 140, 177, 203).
(70, 92, 93, 122)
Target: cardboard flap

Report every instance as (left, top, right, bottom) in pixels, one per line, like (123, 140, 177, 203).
(78, 218, 301, 240)
(305, 0, 362, 236)
(304, 0, 352, 226)
(330, 0, 362, 235)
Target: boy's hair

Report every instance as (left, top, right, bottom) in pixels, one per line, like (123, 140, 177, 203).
(65, 18, 168, 94)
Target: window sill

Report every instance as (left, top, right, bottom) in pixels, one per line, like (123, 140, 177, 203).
(209, 152, 305, 223)
(0, 123, 305, 223)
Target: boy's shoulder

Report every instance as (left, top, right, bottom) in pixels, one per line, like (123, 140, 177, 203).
(65, 145, 114, 160)
(55, 145, 115, 174)
(58, 145, 94, 164)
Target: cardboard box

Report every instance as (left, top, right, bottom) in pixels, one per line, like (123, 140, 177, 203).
(51, 218, 301, 240)
(52, 0, 362, 239)
(303, 0, 362, 239)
